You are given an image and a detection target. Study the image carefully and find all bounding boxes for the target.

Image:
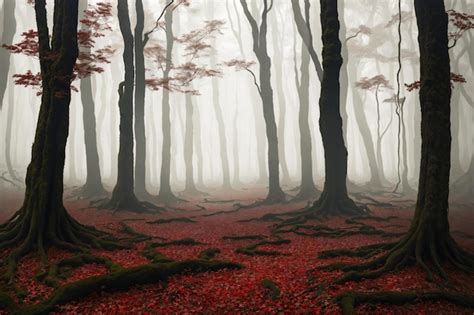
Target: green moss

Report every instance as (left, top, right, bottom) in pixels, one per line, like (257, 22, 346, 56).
(147, 218, 196, 225)
(151, 238, 202, 247)
(223, 235, 267, 241)
(236, 239, 291, 256)
(261, 279, 280, 300)
(198, 248, 221, 260)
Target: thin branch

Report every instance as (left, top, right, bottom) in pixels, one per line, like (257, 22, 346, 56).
(246, 68, 261, 95)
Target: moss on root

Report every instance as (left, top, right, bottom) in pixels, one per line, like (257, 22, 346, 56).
(223, 235, 267, 241)
(261, 279, 281, 300)
(146, 217, 197, 225)
(275, 224, 402, 239)
(336, 290, 474, 315)
(36, 254, 122, 288)
(198, 248, 221, 260)
(13, 260, 242, 315)
(151, 238, 203, 247)
(236, 240, 291, 256)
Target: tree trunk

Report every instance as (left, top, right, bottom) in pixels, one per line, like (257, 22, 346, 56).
(134, 0, 150, 199)
(271, 11, 291, 185)
(0, 0, 117, 281)
(157, 8, 179, 203)
(290, 0, 361, 215)
(106, 0, 144, 212)
(0, 0, 15, 112)
(194, 104, 205, 189)
(295, 42, 319, 200)
(183, 93, 199, 195)
(240, 0, 285, 203)
(232, 101, 242, 187)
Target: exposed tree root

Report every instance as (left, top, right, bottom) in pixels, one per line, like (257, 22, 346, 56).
(335, 290, 474, 315)
(236, 239, 291, 256)
(146, 217, 197, 225)
(11, 259, 242, 315)
(452, 231, 474, 240)
(92, 197, 164, 214)
(323, 231, 474, 284)
(36, 254, 121, 288)
(261, 279, 281, 300)
(275, 224, 403, 239)
(117, 219, 163, 243)
(223, 235, 267, 241)
(198, 248, 221, 260)
(141, 243, 174, 263)
(150, 238, 203, 248)
(350, 192, 395, 208)
(318, 242, 397, 259)
(0, 206, 123, 284)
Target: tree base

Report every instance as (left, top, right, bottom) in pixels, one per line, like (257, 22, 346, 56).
(321, 230, 474, 285)
(0, 206, 121, 283)
(70, 183, 108, 201)
(96, 194, 163, 214)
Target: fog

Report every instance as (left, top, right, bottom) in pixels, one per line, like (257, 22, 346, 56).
(0, 0, 472, 194)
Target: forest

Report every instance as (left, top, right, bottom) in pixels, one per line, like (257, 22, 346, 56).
(0, 0, 473, 313)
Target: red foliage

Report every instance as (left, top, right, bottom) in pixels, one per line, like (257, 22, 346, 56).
(405, 72, 467, 92)
(448, 9, 474, 48)
(2, 2, 115, 93)
(145, 19, 224, 94)
(355, 74, 392, 91)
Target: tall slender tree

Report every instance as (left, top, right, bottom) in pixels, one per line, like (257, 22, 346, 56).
(291, 0, 363, 216)
(0, 0, 117, 282)
(76, 0, 107, 199)
(239, 0, 286, 203)
(103, 0, 148, 212)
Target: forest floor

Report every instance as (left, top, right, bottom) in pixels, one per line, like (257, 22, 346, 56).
(0, 188, 473, 314)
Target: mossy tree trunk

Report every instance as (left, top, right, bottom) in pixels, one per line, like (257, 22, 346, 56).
(0, 0, 117, 281)
(335, 0, 473, 284)
(106, 0, 145, 212)
(240, 0, 286, 203)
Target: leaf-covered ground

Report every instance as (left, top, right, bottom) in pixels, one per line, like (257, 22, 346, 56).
(0, 189, 473, 314)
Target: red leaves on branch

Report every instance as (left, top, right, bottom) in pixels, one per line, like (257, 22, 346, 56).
(224, 59, 257, 72)
(145, 19, 224, 94)
(405, 72, 466, 92)
(2, 2, 114, 94)
(447, 9, 474, 48)
(355, 74, 392, 91)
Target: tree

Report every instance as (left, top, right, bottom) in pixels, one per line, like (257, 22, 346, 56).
(101, 0, 151, 212)
(1, 0, 18, 185)
(293, 35, 319, 200)
(0, 0, 117, 282)
(291, 0, 363, 216)
(237, 0, 286, 203)
(355, 74, 393, 190)
(329, 0, 474, 287)
(76, 1, 112, 199)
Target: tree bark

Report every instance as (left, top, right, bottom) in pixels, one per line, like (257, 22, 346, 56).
(157, 8, 179, 203)
(0, 0, 117, 281)
(134, 0, 150, 199)
(292, 0, 362, 215)
(240, 0, 285, 203)
(106, 0, 145, 212)
(295, 42, 319, 200)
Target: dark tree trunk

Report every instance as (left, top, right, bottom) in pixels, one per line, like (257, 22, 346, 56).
(337, 0, 349, 145)
(133, 0, 150, 199)
(183, 93, 199, 195)
(338, 0, 473, 283)
(240, 0, 285, 203)
(157, 8, 179, 203)
(0, 0, 117, 281)
(292, 0, 362, 215)
(295, 42, 319, 200)
(106, 0, 145, 212)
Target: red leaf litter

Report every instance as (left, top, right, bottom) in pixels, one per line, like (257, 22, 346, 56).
(1, 190, 474, 314)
